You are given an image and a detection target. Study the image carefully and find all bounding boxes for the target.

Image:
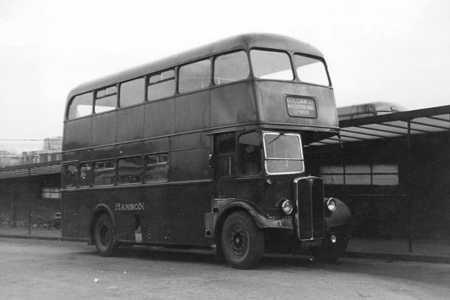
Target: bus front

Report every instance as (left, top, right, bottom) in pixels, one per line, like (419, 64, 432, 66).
(213, 43, 351, 268)
(250, 49, 350, 255)
(252, 48, 351, 260)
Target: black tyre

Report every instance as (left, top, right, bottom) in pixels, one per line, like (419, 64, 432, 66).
(93, 214, 118, 256)
(312, 233, 349, 263)
(221, 211, 264, 269)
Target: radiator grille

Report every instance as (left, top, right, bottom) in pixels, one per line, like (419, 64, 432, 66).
(295, 177, 325, 240)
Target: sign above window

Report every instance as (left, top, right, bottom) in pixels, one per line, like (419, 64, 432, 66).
(286, 96, 317, 118)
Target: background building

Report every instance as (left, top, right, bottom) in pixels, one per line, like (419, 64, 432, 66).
(0, 151, 22, 168)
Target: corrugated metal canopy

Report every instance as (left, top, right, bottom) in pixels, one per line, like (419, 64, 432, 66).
(308, 105, 450, 147)
(0, 162, 61, 179)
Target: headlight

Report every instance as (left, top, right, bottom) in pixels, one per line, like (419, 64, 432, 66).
(326, 198, 337, 212)
(280, 199, 294, 215)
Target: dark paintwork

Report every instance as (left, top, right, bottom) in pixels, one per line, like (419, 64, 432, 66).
(62, 34, 350, 253)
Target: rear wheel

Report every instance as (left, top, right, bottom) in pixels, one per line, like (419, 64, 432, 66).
(221, 211, 264, 269)
(93, 214, 118, 256)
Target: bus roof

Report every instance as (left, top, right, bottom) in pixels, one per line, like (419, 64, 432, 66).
(67, 33, 324, 100)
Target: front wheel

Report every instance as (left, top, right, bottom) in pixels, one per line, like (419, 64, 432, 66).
(220, 211, 264, 269)
(93, 214, 118, 256)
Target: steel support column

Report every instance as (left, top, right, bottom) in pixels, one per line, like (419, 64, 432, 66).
(407, 120, 413, 253)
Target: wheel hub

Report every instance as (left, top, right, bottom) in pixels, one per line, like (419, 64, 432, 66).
(99, 224, 111, 246)
(230, 226, 248, 257)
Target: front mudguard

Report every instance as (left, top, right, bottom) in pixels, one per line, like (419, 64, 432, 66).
(324, 197, 352, 235)
(206, 199, 293, 239)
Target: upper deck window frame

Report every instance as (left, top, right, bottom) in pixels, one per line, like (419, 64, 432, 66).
(293, 52, 332, 88)
(178, 57, 212, 94)
(249, 48, 295, 82)
(94, 84, 118, 114)
(213, 50, 251, 86)
(119, 76, 146, 109)
(66, 92, 94, 121)
(147, 68, 176, 101)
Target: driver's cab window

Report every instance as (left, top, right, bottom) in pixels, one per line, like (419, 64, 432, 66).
(238, 131, 262, 175)
(214, 132, 235, 177)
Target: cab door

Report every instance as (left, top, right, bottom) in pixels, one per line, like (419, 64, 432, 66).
(213, 132, 237, 198)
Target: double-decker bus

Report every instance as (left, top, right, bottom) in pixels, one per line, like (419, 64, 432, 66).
(62, 34, 351, 268)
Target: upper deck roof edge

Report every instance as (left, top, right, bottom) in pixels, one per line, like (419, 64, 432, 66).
(66, 33, 323, 101)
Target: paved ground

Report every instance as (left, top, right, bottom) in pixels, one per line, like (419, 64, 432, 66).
(349, 238, 450, 258)
(0, 226, 61, 238)
(3, 227, 450, 261)
(1, 238, 450, 300)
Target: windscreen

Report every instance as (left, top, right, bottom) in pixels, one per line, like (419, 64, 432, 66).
(263, 132, 304, 175)
(294, 54, 330, 86)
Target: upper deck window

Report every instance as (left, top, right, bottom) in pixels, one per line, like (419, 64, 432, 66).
(95, 86, 117, 114)
(68, 92, 93, 120)
(294, 54, 330, 86)
(214, 51, 250, 85)
(179, 59, 211, 93)
(120, 77, 145, 107)
(148, 69, 175, 101)
(250, 50, 293, 80)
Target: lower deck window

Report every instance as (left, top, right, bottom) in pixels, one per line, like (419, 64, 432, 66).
(63, 164, 78, 187)
(79, 163, 92, 186)
(144, 154, 168, 183)
(94, 160, 116, 185)
(118, 156, 142, 184)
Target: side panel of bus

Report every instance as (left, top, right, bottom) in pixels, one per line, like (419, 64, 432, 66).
(62, 81, 257, 246)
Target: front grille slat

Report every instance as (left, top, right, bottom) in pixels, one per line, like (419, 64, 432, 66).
(295, 177, 325, 240)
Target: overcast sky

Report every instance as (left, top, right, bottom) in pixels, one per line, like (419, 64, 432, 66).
(1, 0, 449, 151)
